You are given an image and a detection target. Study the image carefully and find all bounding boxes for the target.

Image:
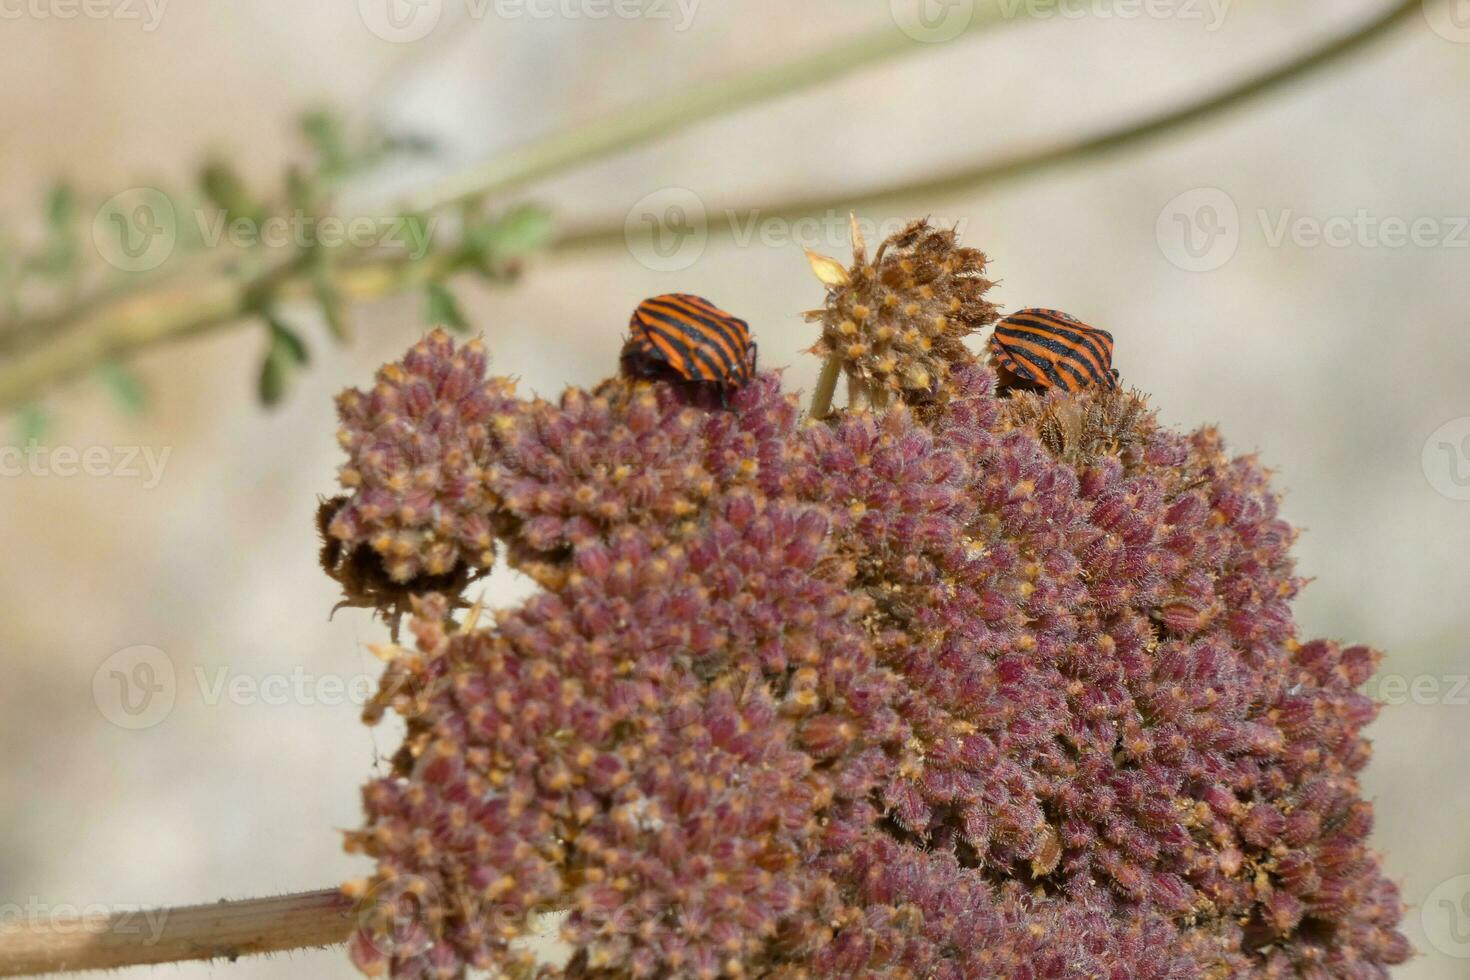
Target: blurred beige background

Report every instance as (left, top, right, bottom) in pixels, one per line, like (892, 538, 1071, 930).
(1, 1, 1468, 976)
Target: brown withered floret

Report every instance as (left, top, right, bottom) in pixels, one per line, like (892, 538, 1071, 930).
(315, 495, 477, 640)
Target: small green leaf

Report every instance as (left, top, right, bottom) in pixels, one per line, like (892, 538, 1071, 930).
(397, 212, 434, 261)
(257, 345, 293, 408)
(313, 268, 350, 343)
(286, 165, 317, 215)
(31, 183, 80, 280)
(425, 281, 470, 334)
(300, 109, 352, 179)
(201, 160, 263, 226)
(267, 316, 311, 366)
(257, 310, 309, 409)
(0, 226, 19, 315)
(46, 184, 76, 232)
(15, 403, 49, 444)
(485, 204, 555, 258)
(99, 361, 148, 416)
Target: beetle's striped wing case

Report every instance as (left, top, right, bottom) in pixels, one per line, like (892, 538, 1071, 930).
(990, 308, 1119, 392)
(625, 293, 757, 389)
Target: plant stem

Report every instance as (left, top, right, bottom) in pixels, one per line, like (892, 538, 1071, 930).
(0, 889, 353, 977)
(559, 0, 1428, 254)
(403, 2, 1042, 213)
(0, 0, 1430, 413)
(809, 351, 843, 419)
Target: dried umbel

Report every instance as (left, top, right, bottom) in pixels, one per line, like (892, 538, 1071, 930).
(333, 229, 1407, 979)
(806, 218, 999, 407)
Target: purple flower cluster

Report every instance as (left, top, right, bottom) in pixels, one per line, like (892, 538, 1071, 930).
(333, 229, 1406, 978)
(345, 376, 901, 977)
(330, 331, 514, 583)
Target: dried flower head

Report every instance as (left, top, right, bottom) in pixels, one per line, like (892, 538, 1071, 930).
(334, 227, 1407, 979)
(806, 217, 999, 407)
(329, 329, 513, 585)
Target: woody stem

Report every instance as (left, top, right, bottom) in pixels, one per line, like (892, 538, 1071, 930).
(0, 889, 354, 977)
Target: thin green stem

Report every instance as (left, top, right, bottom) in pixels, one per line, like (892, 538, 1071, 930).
(403, 2, 1043, 213)
(558, 0, 1428, 253)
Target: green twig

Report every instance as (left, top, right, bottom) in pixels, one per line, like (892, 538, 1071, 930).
(403, 2, 1043, 213)
(559, 0, 1428, 253)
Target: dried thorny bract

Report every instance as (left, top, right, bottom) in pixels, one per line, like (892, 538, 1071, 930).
(328, 223, 1408, 980)
(806, 217, 999, 409)
(1000, 385, 1153, 468)
(317, 495, 477, 640)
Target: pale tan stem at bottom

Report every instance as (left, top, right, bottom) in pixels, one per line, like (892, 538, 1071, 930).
(0, 888, 353, 977)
